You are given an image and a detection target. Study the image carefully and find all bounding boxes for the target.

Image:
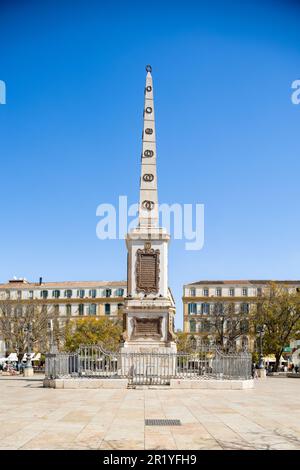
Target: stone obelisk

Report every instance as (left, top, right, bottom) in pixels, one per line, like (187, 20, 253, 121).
(122, 65, 176, 353)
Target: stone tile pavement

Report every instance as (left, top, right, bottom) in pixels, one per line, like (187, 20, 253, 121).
(0, 376, 300, 450)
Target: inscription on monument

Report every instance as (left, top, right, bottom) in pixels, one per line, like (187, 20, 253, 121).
(136, 243, 160, 294)
(131, 317, 162, 339)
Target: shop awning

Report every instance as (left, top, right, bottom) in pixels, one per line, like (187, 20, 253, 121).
(264, 355, 285, 363)
(7, 353, 18, 362)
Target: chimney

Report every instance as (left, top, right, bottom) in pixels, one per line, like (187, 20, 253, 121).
(39, 277, 43, 285)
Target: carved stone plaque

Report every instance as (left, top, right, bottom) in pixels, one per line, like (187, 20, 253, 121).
(131, 317, 162, 339)
(136, 243, 160, 294)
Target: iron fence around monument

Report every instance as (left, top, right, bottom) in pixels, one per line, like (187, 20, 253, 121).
(45, 343, 252, 384)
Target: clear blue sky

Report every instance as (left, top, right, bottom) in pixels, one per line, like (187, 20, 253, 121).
(1, 0, 300, 329)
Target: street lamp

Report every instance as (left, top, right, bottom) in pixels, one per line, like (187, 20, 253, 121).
(257, 325, 265, 369)
(48, 319, 58, 353)
(23, 322, 33, 372)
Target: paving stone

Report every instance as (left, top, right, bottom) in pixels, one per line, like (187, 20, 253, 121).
(1, 376, 300, 450)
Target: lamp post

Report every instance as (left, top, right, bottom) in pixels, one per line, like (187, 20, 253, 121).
(257, 325, 265, 370)
(23, 322, 34, 376)
(48, 319, 58, 353)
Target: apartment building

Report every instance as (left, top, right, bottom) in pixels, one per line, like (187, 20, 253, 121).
(183, 280, 300, 349)
(0, 278, 126, 355)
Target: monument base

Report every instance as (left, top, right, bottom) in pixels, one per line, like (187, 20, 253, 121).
(120, 341, 177, 379)
(121, 341, 177, 354)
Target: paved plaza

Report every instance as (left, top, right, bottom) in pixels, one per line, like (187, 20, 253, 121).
(0, 376, 300, 450)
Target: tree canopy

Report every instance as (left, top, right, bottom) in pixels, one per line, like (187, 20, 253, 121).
(176, 331, 197, 353)
(252, 282, 300, 370)
(65, 317, 122, 352)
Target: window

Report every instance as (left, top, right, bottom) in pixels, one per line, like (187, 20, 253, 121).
(5, 291, 10, 300)
(241, 303, 249, 314)
(105, 303, 111, 315)
(203, 288, 209, 297)
(214, 303, 224, 315)
(77, 289, 85, 298)
(78, 304, 84, 316)
(52, 290, 60, 299)
(257, 287, 262, 296)
(229, 288, 235, 297)
(190, 319, 196, 333)
(117, 303, 124, 310)
(54, 305, 60, 315)
(17, 290, 22, 300)
(29, 290, 33, 300)
(242, 288, 248, 296)
(216, 288, 222, 297)
(116, 288, 124, 297)
(88, 304, 97, 315)
(105, 289, 112, 298)
(201, 303, 210, 314)
(66, 304, 72, 316)
(188, 303, 197, 314)
(89, 289, 97, 298)
(41, 290, 48, 299)
(64, 290, 72, 298)
(190, 288, 196, 297)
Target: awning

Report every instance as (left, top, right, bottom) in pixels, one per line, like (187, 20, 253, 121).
(264, 355, 285, 363)
(32, 353, 41, 361)
(22, 353, 35, 361)
(7, 353, 18, 362)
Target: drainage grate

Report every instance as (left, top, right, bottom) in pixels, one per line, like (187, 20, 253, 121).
(145, 419, 181, 426)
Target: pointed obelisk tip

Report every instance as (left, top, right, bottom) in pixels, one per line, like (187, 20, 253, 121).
(145, 64, 152, 74)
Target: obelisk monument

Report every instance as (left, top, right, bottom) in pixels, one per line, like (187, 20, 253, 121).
(122, 65, 176, 353)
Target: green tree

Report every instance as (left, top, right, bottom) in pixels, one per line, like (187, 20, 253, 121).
(65, 317, 122, 352)
(176, 331, 196, 353)
(252, 282, 300, 371)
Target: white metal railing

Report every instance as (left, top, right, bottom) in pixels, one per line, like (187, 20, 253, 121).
(45, 343, 252, 384)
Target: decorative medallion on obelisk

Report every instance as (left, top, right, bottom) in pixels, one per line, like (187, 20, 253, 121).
(135, 242, 160, 294)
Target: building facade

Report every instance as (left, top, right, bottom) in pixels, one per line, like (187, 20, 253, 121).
(0, 278, 126, 355)
(183, 280, 300, 349)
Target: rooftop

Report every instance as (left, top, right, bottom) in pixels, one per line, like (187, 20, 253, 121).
(185, 280, 300, 286)
(0, 280, 127, 290)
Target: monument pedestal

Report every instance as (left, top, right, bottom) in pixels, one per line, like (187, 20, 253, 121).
(122, 297, 176, 354)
